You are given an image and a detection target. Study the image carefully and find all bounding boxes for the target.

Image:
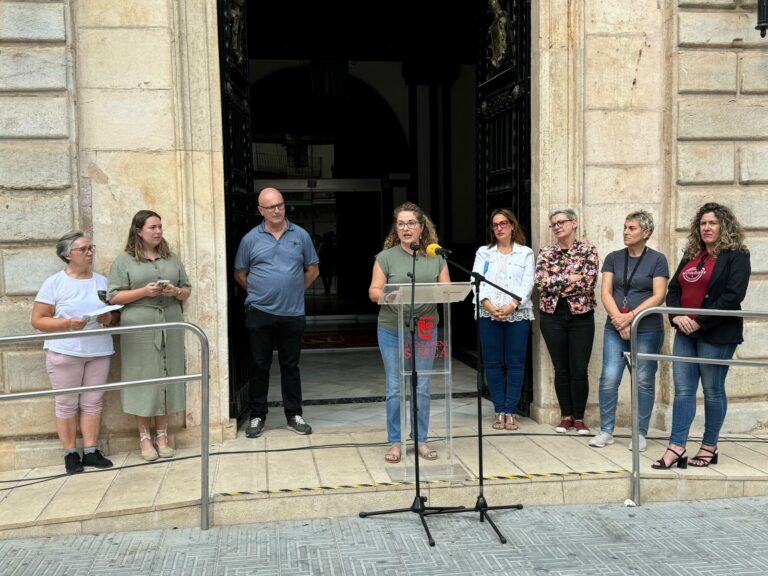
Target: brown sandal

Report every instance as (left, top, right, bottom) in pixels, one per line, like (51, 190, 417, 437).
(418, 444, 438, 461)
(492, 413, 506, 430)
(504, 414, 519, 430)
(384, 445, 401, 464)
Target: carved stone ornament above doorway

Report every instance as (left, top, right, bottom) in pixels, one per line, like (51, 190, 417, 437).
(488, 0, 508, 69)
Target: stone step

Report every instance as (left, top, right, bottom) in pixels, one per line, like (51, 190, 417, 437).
(0, 420, 766, 539)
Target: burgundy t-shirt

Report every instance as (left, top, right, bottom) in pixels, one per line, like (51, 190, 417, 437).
(679, 250, 714, 314)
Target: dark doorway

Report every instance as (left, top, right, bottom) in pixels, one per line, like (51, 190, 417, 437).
(218, 0, 532, 419)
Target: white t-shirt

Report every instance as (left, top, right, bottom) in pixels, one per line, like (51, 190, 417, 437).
(34, 271, 115, 357)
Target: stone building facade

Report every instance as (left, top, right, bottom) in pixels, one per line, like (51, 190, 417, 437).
(0, 0, 765, 470)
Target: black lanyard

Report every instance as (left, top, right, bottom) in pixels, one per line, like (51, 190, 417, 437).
(622, 247, 647, 307)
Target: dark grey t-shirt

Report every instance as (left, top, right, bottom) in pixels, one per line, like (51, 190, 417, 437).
(601, 247, 669, 332)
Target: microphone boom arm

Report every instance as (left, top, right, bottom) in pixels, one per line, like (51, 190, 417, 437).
(441, 256, 522, 302)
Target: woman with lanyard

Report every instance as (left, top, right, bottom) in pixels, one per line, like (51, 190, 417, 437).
(590, 211, 668, 452)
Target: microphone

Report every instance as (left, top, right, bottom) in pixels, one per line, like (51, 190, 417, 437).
(426, 243, 451, 257)
(409, 242, 421, 251)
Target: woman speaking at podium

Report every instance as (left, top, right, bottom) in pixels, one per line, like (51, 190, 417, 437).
(368, 202, 451, 464)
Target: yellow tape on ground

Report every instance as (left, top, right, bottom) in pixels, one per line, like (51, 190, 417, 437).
(216, 470, 627, 497)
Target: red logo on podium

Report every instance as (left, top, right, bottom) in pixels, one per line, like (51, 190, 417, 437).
(417, 316, 434, 340)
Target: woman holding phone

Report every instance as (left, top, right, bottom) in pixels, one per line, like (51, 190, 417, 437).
(108, 210, 191, 461)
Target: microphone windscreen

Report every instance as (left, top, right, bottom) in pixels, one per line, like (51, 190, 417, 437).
(409, 242, 421, 251)
(425, 243, 441, 257)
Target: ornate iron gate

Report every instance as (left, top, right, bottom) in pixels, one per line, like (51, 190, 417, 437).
(218, 0, 255, 419)
(476, 0, 532, 414)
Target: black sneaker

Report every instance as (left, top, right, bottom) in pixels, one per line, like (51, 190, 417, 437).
(82, 449, 113, 469)
(64, 452, 84, 475)
(246, 416, 265, 438)
(287, 415, 312, 435)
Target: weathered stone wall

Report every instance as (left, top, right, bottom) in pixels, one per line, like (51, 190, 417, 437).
(0, 0, 232, 470)
(673, 0, 768, 433)
(532, 0, 767, 435)
(0, 1, 76, 469)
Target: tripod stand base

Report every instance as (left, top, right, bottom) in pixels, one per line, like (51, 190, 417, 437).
(360, 496, 465, 547)
(438, 494, 523, 544)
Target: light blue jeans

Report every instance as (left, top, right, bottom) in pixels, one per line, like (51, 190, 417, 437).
(597, 327, 663, 436)
(378, 326, 435, 443)
(669, 331, 737, 447)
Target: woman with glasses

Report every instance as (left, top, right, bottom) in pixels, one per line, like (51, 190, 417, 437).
(472, 209, 534, 431)
(108, 210, 191, 461)
(31, 232, 116, 474)
(368, 201, 451, 463)
(652, 203, 750, 470)
(589, 211, 668, 452)
(535, 208, 599, 435)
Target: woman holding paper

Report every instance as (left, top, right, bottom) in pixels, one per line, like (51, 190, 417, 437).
(108, 210, 191, 461)
(368, 201, 450, 464)
(31, 231, 117, 475)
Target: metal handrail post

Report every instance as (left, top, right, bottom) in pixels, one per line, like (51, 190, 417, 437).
(0, 321, 211, 530)
(628, 318, 641, 506)
(197, 325, 211, 531)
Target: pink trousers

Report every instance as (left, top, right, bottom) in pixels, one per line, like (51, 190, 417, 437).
(45, 351, 111, 418)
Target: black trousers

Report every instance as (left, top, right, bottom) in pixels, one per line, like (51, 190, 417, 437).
(245, 307, 306, 419)
(539, 300, 595, 420)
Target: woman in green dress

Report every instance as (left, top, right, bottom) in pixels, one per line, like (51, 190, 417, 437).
(108, 210, 192, 461)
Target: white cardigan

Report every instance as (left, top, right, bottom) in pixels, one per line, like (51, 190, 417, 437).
(471, 243, 535, 321)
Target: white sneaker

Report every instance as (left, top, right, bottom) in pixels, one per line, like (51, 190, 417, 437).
(589, 432, 614, 448)
(628, 435, 647, 452)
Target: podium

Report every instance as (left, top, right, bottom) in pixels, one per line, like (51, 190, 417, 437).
(379, 281, 471, 482)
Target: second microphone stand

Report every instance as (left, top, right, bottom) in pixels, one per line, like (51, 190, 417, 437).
(437, 252, 523, 543)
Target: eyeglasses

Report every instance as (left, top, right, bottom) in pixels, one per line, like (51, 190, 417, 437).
(259, 202, 285, 212)
(548, 219, 573, 229)
(396, 220, 420, 230)
(71, 245, 96, 254)
(491, 221, 510, 230)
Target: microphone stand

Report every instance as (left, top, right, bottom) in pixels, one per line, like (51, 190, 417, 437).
(359, 243, 462, 547)
(435, 251, 523, 544)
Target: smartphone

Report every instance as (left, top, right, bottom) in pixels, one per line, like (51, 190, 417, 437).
(155, 280, 171, 285)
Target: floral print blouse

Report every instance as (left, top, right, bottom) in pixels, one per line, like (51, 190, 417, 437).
(534, 240, 599, 315)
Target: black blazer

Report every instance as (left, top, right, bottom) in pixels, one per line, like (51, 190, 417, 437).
(666, 249, 750, 345)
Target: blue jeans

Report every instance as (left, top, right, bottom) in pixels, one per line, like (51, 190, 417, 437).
(479, 318, 531, 414)
(669, 331, 737, 446)
(597, 328, 663, 436)
(378, 326, 435, 443)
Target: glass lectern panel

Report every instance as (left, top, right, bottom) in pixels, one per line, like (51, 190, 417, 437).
(378, 282, 471, 482)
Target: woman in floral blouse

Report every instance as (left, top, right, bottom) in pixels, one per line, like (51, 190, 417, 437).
(535, 208, 599, 435)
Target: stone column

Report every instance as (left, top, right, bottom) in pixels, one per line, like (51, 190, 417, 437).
(530, 1, 670, 426)
(72, 0, 231, 449)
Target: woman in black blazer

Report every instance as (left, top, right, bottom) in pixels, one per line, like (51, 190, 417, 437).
(652, 203, 750, 469)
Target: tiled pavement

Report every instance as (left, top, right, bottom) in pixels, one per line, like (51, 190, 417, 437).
(1, 496, 767, 575)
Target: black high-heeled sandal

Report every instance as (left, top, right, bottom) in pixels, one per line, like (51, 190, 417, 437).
(689, 446, 718, 467)
(651, 446, 688, 469)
